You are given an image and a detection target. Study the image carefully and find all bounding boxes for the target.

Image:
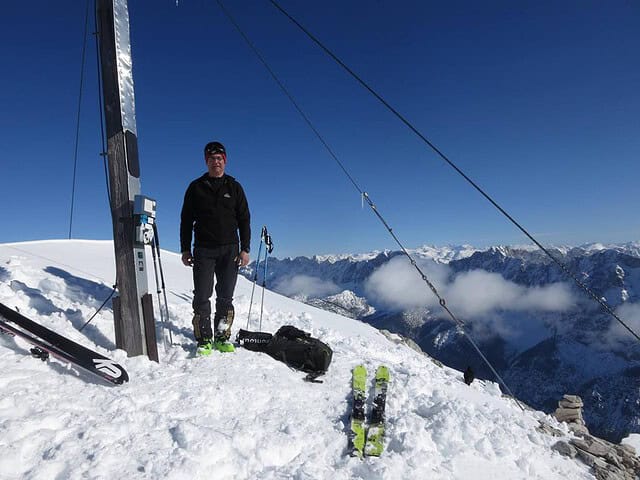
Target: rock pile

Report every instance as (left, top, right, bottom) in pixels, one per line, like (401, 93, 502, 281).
(554, 394, 589, 436)
(551, 394, 640, 480)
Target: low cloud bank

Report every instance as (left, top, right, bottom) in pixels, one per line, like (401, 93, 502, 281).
(274, 275, 340, 299)
(365, 256, 574, 318)
(606, 303, 640, 348)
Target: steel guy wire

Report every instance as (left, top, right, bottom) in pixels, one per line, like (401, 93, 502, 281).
(215, 0, 524, 408)
(267, 0, 640, 344)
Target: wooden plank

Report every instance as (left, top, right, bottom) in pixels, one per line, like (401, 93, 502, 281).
(141, 293, 158, 362)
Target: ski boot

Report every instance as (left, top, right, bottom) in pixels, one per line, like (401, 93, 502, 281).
(213, 335, 235, 353)
(213, 307, 235, 353)
(193, 314, 215, 356)
(196, 338, 214, 356)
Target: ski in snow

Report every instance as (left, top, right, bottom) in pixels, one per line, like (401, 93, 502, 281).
(0, 302, 129, 385)
(349, 364, 367, 457)
(348, 364, 391, 458)
(364, 365, 390, 457)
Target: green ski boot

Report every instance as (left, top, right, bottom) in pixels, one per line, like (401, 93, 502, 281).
(196, 338, 213, 356)
(213, 339, 235, 353)
(213, 331, 235, 352)
(213, 307, 235, 353)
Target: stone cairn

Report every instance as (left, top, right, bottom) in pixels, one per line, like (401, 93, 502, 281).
(549, 394, 640, 480)
(555, 394, 589, 436)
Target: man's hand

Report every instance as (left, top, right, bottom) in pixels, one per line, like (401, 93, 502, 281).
(181, 251, 194, 267)
(237, 250, 250, 267)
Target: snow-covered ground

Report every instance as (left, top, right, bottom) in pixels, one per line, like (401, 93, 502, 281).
(0, 240, 595, 479)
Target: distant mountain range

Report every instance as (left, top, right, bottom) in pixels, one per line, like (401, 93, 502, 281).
(241, 242, 640, 442)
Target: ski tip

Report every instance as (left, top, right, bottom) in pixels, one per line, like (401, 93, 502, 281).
(350, 450, 364, 460)
(116, 370, 130, 384)
(98, 365, 129, 385)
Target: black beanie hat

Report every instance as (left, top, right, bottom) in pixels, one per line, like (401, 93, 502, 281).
(204, 141, 226, 156)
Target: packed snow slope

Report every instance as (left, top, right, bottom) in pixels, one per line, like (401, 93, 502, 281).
(0, 240, 594, 479)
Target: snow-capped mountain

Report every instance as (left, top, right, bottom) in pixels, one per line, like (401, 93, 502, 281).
(0, 240, 605, 479)
(298, 290, 375, 320)
(242, 242, 640, 443)
(308, 244, 479, 265)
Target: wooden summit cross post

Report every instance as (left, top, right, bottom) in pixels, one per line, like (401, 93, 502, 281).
(96, 0, 158, 361)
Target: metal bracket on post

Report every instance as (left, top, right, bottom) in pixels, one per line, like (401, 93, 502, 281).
(134, 195, 156, 246)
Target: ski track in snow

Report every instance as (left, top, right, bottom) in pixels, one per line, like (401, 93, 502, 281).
(0, 241, 595, 479)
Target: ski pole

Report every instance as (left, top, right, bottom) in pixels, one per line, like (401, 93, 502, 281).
(149, 234, 170, 352)
(246, 226, 267, 329)
(259, 232, 274, 332)
(152, 223, 174, 348)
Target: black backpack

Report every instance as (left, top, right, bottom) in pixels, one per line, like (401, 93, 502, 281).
(237, 326, 333, 381)
(236, 329, 273, 352)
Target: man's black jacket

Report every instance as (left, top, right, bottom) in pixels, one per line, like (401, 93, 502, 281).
(180, 173, 251, 253)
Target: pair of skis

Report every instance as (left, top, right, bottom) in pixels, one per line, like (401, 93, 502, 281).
(349, 364, 390, 458)
(0, 302, 128, 386)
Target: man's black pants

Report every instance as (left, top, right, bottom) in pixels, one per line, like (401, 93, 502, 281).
(192, 244, 239, 339)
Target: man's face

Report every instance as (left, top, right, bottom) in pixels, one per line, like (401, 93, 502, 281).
(206, 152, 226, 177)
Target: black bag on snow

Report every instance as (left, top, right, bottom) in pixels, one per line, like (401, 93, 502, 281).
(265, 326, 333, 375)
(237, 326, 333, 377)
(236, 329, 273, 352)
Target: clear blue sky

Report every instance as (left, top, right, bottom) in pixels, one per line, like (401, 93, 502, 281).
(1, 1, 638, 258)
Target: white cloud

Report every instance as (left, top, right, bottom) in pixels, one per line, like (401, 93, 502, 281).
(605, 303, 640, 348)
(364, 256, 449, 310)
(446, 270, 574, 318)
(273, 275, 340, 299)
(365, 256, 574, 319)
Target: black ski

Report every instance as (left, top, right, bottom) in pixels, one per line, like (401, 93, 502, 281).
(0, 302, 129, 385)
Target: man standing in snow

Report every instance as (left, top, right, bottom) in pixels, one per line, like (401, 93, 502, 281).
(180, 141, 251, 355)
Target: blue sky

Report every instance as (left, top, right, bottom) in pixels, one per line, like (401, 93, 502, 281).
(1, 1, 638, 258)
